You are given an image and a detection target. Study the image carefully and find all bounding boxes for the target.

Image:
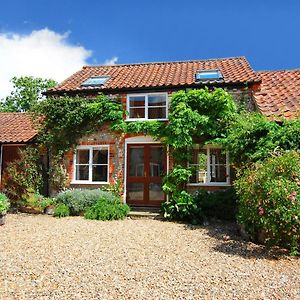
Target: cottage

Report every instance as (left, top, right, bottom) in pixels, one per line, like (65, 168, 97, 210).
(45, 56, 262, 207)
(2, 56, 298, 207)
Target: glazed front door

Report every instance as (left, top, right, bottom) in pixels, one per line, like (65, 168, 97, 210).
(126, 144, 166, 206)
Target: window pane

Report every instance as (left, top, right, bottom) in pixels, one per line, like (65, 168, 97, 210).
(148, 107, 166, 119)
(210, 149, 226, 164)
(92, 165, 108, 182)
(76, 165, 89, 180)
(209, 149, 227, 182)
(190, 146, 207, 183)
(129, 107, 145, 119)
(76, 149, 89, 164)
(210, 165, 227, 182)
(190, 166, 207, 183)
(191, 147, 207, 167)
(149, 183, 164, 201)
(148, 94, 166, 106)
(93, 149, 108, 164)
(129, 96, 145, 107)
(149, 146, 165, 176)
(127, 183, 144, 201)
(129, 147, 144, 176)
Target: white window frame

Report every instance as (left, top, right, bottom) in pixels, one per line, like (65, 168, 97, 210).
(126, 92, 168, 121)
(188, 145, 230, 186)
(71, 145, 109, 184)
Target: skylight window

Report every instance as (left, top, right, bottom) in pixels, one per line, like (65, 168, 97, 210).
(195, 70, 223, 81)
(82, 76, 110, 86)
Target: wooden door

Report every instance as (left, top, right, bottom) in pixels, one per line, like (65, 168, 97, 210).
(126, 144, 166, 206)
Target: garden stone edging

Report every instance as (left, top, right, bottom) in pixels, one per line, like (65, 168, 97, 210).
(0, 214, 6, 225)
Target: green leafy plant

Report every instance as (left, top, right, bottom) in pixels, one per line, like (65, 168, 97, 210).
(55, 189, 118, 215)
(40, 197, 56, 210)
(0, 193, 10, 215)
(84, 197, 130, 221)
(162, 166, 192, 194)
(3, 147, 43, 205)
(193, 188, 237, 221)
(21, 191, 46, 212)
(162, 191, 204, 224)
(218, 113, 300, 165)
(235, 151, 300, 255)
(36, 94, 124, 155)
(101, 179, 124, 197)
(53, 203, 70, 218)
(163, 88, 236, 148)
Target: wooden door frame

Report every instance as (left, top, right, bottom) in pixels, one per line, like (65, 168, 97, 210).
(123, 136, 169, 205)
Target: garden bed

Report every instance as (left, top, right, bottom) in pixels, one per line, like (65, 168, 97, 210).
(0, 214, 299, 299)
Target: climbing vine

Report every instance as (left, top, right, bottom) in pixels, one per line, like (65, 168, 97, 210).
(34, 88, 236, 193)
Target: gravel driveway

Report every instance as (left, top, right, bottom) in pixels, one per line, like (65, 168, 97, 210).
(0, 214, 299, 300)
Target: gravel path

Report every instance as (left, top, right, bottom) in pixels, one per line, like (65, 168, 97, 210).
(0, 214, 299, 300)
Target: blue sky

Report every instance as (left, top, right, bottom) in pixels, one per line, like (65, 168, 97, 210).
(0, 0, 299, 96)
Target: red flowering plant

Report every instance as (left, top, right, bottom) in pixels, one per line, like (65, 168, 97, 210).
(234, 151, 300, 255)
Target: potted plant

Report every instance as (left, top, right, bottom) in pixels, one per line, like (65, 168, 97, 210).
(0, 193, 10, 225)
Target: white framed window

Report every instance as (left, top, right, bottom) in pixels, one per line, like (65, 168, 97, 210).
(72, 145, 109, 184)
(188, 145, 230, 186)
(126, 92, 168, 120)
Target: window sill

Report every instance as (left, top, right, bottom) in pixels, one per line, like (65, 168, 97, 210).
(70, 181, 109, 185)
(125, 118, 168, 122)
(187, 183, 231, 187)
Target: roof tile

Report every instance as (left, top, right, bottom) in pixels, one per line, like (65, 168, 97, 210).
(255, 70, 300, 119)
(0, 113, 37, 143)
(48, 57, 259, 93)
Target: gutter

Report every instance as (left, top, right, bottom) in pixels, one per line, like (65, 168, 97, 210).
(44, 81, 261, 97)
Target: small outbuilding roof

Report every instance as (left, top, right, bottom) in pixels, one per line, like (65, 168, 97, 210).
(255, 70, 300, 119)
(0, 112, 37, 143)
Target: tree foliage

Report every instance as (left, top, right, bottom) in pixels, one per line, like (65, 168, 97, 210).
(218, 112, 300, 166)
(0, 76, 56, 112)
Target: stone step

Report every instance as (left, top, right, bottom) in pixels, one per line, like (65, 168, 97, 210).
(128, 209, 163, 220)
(130, 206, 161, 213)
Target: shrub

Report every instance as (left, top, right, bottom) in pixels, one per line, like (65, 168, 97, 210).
(0, 193, 10, 214)
(193, 188, 237, 221)
(84, 197, 129, 221)
(161, 191, 204, 225)
(3, 147, 43, 206)
(55, 188, 118, 215)
(235, 151, 300, 255)
(40, 197, 56, 210)
(20, 191, 48, 212)
(54, 203, 70, 218)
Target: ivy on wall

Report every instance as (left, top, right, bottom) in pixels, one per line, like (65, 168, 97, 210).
(34, 88, 237, 194)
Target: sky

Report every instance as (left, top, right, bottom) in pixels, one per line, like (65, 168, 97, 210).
(1, 0, 300, 98)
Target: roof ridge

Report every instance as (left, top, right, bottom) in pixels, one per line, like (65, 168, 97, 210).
(257, 68, 300, 73)
(82, 56, 247, 68)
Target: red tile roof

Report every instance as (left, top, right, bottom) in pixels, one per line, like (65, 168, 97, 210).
(0, 113, 37, 143)
(48, 56, 259, 94)
(255, 70, 300, 119)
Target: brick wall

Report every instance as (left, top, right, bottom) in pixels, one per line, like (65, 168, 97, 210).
(63, 87, 255, 200)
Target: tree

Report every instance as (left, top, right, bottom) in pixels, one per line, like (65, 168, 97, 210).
(0, 76, 56, 112)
